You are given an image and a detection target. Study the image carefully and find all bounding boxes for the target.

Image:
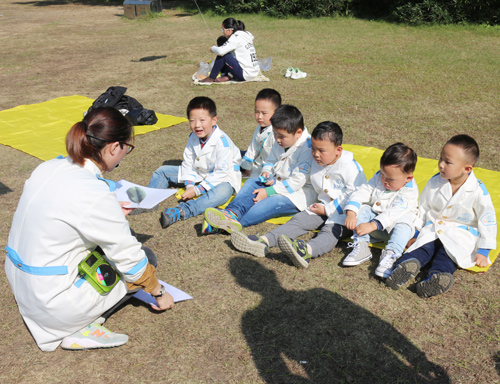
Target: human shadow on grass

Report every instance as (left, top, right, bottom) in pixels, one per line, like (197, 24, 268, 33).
(229, 257, 450, 384)
(0, 181, 13, 195)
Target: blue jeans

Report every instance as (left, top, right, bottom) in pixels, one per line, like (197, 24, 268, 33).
(353, 205, 413, 255)
(148, 165, 234, 219)
(209, 54, 245, 81)
(226, 178, 299, 227)
(396, 238, 457, 278)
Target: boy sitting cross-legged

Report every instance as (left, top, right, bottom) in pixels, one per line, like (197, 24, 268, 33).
(343, 143, 419, 278)
(386, 135, 497, 297)
(231, 121, 367, 268)
(137, 96, 242, 227)
(203, 104, 315, 234)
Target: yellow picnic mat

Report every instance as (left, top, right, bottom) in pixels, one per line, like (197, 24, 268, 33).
(0, 96, 188, 161)
(176, 143, 499, 272)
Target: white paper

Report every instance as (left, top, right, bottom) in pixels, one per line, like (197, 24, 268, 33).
(115, 179, 177, 209)
(133, 280, 193, 306)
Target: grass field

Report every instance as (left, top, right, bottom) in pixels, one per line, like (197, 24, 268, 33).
(1, 1, 500, 383)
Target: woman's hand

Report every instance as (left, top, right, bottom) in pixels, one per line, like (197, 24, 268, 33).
(151, 292, 174, 311)
(119, 202, 134, 216)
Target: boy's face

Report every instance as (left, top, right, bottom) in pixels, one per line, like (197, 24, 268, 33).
(310, 137, 342, 166)
(438, 143, 473, 181)
(380, 164, 413, 191)
(273, 127, 302, 149)
(189, 108, 217, 141)
(254, 99, 277, 128)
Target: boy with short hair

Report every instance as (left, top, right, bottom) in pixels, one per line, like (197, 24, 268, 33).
(203, 104, 315, 233)
(387, 135, 497, 297)
(231, 121, 367, 268)
(343, 143, 419, 278)
(142, 96, 242, 228)
(240, 88, 281, 177)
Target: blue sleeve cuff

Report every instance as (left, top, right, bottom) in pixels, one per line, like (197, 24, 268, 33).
(477, 248, 490, 257)
(371, 219, 383, 230)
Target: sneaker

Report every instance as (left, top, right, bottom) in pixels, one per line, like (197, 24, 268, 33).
(204, 208, 242, 234)
(342, 240, 372, 266)
(416, 272, 454, 298)
(201, 219, 222, 235)
(159, 207, 185, 229)
(231, 231, 268, 258)
(375, 249, 400, 278)
(385, 258, 422, 290)
(281, 66, 294, 78)
(290, 68, 307, 79)
(278, 235, 311, 269)
(61, 323, 128, 350)
(129, 204, 159, 216)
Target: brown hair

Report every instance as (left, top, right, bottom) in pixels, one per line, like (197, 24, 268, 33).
(66, 107, 133, 167)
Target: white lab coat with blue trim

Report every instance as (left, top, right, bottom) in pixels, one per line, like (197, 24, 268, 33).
(261, 128, 316, 211)
(179, 125, 242, 193)
(407, 171, 497, 268)
(5, 158, 149, 351)
(240, 124, 275, 177)
(308, 150, 367, 225)
(344, 171, 419, 232)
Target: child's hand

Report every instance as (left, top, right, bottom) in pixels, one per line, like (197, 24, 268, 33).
(261, 171, 271, 179)
(265, 178, 275, 186)
(344, 211, 357, 230)
(241, 169, 251, 177)
(474, 253, 489, 268)
(252, 188, 268, 203)
(406, 238, 417, 248)
(119, 202, 134, 216)
(309, 203, 326, 216)
(151, 292, 175, 311)
(355, 222, 377, 236)
(181, 187, 196, 201)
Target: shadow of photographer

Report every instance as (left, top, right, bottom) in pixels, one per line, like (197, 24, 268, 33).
(229, 256, 450, 383)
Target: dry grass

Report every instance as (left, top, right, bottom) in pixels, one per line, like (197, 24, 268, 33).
(1, 1, 500, 383)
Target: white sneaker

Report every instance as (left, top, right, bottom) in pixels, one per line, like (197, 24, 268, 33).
(343, 240, 372, 266)
(291, 68, 307, 79)
(375, 249, 400, 278)
(281, 66, 294, 78)
(61, 323, 128, 350)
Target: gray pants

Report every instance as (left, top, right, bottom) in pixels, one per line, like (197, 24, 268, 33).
(265, 210, 352, 258)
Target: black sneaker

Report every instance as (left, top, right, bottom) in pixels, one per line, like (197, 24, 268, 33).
(385, 258, 421, 290)
(416, 272, 454, 298)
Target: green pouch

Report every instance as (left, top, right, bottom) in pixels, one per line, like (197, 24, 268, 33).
(78, 250, 120, 295)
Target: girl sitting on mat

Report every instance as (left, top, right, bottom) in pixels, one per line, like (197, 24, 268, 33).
(200, 18, 260, 83)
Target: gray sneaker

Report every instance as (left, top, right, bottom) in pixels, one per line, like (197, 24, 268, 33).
(375, 249, 400, 278)
(61, 323, 128, 350)
(416, 272, 454, 298)
(343, 240, 372, 266)
(231, 231, 268, 258)
(385, 258, 422, 290)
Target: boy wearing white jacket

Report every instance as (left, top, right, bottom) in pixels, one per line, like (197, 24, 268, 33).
(387, 135, 497, 297)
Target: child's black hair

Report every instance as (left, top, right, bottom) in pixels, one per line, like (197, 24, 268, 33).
(380, 142, 417, 174)
(216, 35, 227, 47)
(222, 18, 245, 32)
(255, 88, 282, 109)
(446, 134, 479, 165)
(270, 104, 304, 134)
(187, 96, 217, 118)
(311, 121, 343, 146)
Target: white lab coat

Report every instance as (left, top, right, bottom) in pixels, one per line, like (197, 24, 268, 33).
(345, 171, 419, 232)
(5, 158, 149, 351)
(240, 124, 275, 177)
(211, 30, 260, 81)
(407, 171, 497, 268)
(261, 128, 316, 211)
(308, 150, 367, 225)
(179, 126, 242, 193)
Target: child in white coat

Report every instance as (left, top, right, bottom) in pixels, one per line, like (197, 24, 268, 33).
(387, 135, 497, 297)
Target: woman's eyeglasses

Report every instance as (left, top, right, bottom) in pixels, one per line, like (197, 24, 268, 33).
(86, 134, 134, 155)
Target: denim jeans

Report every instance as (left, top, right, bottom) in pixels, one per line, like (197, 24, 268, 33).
(396, 238, 457, 278)
(353, 205, 413, 255)
(209, 54, 245, 81)
(148, 165, 234, 219)
(226, 178, 299, 228)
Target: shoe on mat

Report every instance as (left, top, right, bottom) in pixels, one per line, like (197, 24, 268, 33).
(291, 68, 307, 79)
(201, 219, 222, 235)
(375, 249, 400, 278)
(343, 240, 372, 266)
(129, 204, 159, 216)
(385, 258, 422, 290)
(215, 76, 231, 83)
(204, 208, 242, 234)
(231, 231, 268, 258)
(278, 235, 311, 269)
(159, 207, 184, 229)
(416, 272, 454, 298)
(200, 77, 215, 83)
(61, 323, 128, 350)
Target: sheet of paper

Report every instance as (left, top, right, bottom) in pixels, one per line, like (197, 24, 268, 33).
(115, 179, 177, 209)
(133, 280, 193, 306)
